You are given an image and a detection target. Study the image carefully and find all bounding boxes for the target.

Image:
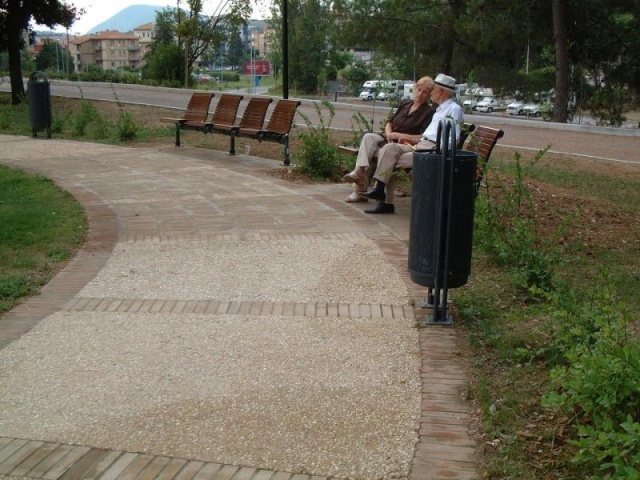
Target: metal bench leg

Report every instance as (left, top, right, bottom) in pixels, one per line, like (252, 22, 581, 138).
(283, 136, 291, 165)
(175, 124, 181, 147)
(229, 133, 236, 155)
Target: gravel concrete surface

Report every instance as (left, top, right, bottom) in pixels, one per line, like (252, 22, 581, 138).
(0, 206, 420, 479)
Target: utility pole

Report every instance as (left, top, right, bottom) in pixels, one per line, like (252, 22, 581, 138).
(66, 28, 71, 78)
(282, 0, 288, 99)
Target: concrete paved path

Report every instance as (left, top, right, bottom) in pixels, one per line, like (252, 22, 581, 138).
(0, 136, 476, 480)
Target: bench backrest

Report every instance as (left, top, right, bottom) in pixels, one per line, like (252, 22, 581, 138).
(183, 92, 215, 122)
(458, 122, 476, 149)
(211, 94, 243, 126)
(263, 99, 301, 134)
(238, 97, 273, 130)
(465, 125, 504, 193)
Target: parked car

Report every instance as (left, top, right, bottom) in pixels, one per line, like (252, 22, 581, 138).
(195, 73, 212, 84)
(476, 97, 504, 113)
(507, 102, 525, 115)
(377, 89, 398, 102)
(359, 87, 376, 101)
(524, 103, 542, 117)
(463, 96, 481, 111)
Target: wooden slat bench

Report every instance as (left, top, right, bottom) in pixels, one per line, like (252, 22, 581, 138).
(386, 124, 503, 201)
(465, 125, 505, 195)
(206, 96, 273, 155)
(160, 92, 214, 147)
(182, 93, 244, 137)
(339, 123, 476, 202)
(233, 99, 301, 164)
(338, 122, 475, 167)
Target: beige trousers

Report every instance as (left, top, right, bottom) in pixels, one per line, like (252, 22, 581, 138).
(372, 141, 434, 203)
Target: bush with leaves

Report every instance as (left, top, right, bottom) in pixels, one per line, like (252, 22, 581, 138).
(474, 148, 570, 293)
(295, 100, 346, 180)
(72, 100, 102, 137)
(116, 111, 139, 141)
(588, 85, 630, 127)
(542, 286, 640, 478)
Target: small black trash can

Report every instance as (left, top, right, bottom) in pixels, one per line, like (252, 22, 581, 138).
(28, 71, 52, 138)
(408, 147, 478, 288)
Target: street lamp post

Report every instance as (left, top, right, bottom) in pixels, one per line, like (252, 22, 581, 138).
(251, 41, 255, 95)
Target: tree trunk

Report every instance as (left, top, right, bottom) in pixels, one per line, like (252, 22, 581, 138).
(8, 17, 27, 105)
(552, 0, 569, 123)
(439, 0, 463, 74)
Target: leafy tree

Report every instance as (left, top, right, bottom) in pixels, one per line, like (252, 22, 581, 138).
(274, 0, 334, 94)
(178, 0, 251, 86)
(35, 40, 72, 74)
(265, 6, 283, 87)
(332, 0, 464, 78)
(142, 42, 185, 86)
(0, 0, 79, 104)
(152, 9, 179, 46)
(552, 0, 570, 122)
(226, 28, 245, 69)
(332, 0, 638, 124)
(341, 60, 373, 95)
(144, 0, 250, 87)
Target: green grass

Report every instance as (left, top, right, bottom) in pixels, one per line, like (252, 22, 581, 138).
(453, 148, 640, 478)
(0, 165, 87, 313)
(0, 93, 173, 144)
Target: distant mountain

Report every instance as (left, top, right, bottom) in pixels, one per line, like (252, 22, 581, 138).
(88, 5, 165, 34)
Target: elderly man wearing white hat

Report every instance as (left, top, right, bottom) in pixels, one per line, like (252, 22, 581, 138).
(362, 73, 465, 214)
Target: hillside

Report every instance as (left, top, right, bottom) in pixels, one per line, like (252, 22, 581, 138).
(88, 5, 164, 34)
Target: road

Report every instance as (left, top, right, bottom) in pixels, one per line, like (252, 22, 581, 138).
(2, 79, 638, 165)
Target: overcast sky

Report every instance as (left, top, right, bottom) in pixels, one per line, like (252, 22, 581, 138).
(54, 0, 268, 34)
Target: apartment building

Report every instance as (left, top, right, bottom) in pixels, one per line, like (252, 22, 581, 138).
(72, 31, 141, 72)
(132, 22, 155, 61)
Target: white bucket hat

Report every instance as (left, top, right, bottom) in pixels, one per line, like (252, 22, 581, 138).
(434, 73, 456, 93)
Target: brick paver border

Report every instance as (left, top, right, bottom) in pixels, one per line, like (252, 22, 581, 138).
(0, 158, 478, 479)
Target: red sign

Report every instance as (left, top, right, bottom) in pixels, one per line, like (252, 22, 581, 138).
(243, 60, 271, 76)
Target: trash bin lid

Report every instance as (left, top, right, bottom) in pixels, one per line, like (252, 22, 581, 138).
(29, 71, 49, 83)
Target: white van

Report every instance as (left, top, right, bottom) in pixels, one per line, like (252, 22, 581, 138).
(402, 83, 415, 100)
(360, 79, 406, 101)
(359, 87, 377, 101)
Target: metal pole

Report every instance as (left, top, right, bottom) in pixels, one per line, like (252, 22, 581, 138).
(251, 41, 255, 94)
(66, 28, 71, 77)
(282, 0, 289, 99)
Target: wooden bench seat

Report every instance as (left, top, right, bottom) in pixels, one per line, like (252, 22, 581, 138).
(233, 99, 301, 164)
(206, 96, 273, 155)
(160, 92, 214, 147)
(183, 93, 244, 137)
(340, 123, 476, 202)
(339, 123, 475, 169)
(465, 125, 504, 194)
(386, 124, 503, 200)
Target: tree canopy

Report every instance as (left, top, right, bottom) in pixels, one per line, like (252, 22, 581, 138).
(1, 0, 79, 104)
(330, 0, 638, 122)
(143, 0, 250, 87)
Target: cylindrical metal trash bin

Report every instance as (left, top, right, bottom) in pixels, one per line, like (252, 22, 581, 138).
(408, 148, 478, 288)
(28, 71, 52, 138)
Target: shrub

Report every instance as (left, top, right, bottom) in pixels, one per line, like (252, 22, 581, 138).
(542, 287, 640, 478)
(474, 148, 569, 294)
(116, 111, 139, 141)
(294, 100, 345, 180)
(72, 100, 100, 136)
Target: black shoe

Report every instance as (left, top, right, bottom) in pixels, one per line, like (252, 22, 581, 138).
(365, 202, 395, 214)
(362, 188, 386, 201)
